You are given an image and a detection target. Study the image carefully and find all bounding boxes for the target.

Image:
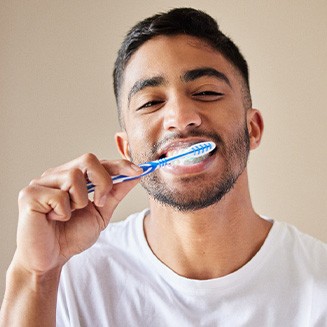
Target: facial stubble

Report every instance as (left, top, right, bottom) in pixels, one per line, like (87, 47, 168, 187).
(130, 123, 250, 212)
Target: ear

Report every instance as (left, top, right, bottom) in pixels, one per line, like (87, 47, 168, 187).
(247, 109, 264, 150)
(115, 131, 131, 160)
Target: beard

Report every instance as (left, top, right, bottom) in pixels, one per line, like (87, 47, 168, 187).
(130, 122, 250, 212)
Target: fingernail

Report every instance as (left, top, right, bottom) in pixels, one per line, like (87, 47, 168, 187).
(131, 164, 142, 172)
(98, 195, 107, 207)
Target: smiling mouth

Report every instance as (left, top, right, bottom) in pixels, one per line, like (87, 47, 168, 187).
(160, 145, 217, 167)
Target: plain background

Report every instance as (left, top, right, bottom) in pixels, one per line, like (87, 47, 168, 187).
(1, 0, 326, 301)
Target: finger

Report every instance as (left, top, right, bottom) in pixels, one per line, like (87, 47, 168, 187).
(94, 178, 140, 228)
(30, 168, 89, 211)
(90, 159, 142, 206)
(40, 154, 143, 208)
(18, 185, 71, 222)
(80, 154, 115, 207)
(42, 153, 113, 208)
(100, 159, 143, 177)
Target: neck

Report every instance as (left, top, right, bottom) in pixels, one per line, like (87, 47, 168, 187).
(144, 172, 272, 279)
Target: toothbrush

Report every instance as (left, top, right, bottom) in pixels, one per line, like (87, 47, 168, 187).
(87, 141, 216, 193)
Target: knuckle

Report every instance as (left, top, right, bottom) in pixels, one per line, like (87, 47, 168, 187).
(51, 190, 70, 208)
(41, 167, 54, 177)
(81, 153, 97, 166)
(121, 159, 134, 168)
(29, 178, 39, 186)
(18, 185, 38, 206)
(66, 168, 83, 184)
(74, 198, 88, 210)
(55, 189, 69, 202)
(18, 186, 32, 202)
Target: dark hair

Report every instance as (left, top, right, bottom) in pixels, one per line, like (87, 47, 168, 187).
(113, 7, 251, 121)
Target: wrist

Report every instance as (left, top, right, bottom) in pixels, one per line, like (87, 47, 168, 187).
(0, 258, 61, 327)
(6, 258, 62, 296)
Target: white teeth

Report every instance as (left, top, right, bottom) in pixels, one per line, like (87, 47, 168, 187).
(170, 153, 209, 166)
(165, 148, 210, 167)
(166, 149, 179, 158)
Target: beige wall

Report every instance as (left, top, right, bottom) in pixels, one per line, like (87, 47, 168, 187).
(1, 0, 326, 300)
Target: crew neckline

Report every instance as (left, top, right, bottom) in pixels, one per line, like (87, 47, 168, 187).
(134, 209, 284, 295)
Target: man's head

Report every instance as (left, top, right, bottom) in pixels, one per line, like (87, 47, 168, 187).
(114, 8, 263, 211)
(113, 7, 251, 126)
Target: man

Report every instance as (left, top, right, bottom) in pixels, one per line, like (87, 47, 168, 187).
(1, 7, 326, 326)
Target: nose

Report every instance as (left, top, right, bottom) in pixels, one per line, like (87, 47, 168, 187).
(163, 95, 202, 132)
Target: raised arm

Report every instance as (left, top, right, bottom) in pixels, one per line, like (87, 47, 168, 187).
(0, 153, 141, 326)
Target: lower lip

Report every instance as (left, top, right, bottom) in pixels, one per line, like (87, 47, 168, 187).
(161, 153, 216, 176)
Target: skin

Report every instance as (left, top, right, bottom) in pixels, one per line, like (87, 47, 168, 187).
(0, 34, 271, 325)
(116, 35, 272, 279)
(0, 157, 142, 326)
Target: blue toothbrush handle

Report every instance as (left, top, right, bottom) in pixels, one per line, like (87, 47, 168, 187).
(86, 141, 215, 193)
(87, 162, 157, 193)
(112, 162, 157, 183)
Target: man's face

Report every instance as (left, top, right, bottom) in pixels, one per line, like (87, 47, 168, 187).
(117, 35, 252, 211)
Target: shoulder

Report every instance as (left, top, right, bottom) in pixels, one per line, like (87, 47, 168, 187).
(280, 222, 327, 268)
(284, 226, 327, 321)
(266, 220, 327, 316)
(275, 221, 327, 296)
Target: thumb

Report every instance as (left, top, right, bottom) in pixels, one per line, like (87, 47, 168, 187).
(94, 178, 140, 228)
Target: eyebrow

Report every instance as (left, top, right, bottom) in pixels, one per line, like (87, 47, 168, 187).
(127, 67, 231, 107)
(128, 76, 166, 106)
(183, 67, 232, 87)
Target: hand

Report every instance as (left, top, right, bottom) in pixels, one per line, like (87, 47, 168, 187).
(13, 153, 141, 274)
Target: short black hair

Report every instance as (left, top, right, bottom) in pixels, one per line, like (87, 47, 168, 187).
(113, 7, 251, 123)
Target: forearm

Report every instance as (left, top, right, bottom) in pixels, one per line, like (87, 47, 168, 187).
(0, 261, 62, 327)
(0, 155, 138, 326)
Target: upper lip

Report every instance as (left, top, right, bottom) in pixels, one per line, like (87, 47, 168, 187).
(157, 138, 214, 159)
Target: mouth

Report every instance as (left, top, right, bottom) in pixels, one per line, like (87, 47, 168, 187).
(158, 141, 217, 167)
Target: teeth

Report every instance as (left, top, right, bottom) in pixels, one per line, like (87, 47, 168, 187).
(171, 153, 209, 166)
(166, 149, 180, 158)
(165, 148, 210, 166)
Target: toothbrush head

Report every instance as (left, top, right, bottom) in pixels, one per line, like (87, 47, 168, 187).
(188, 141, 216, 157)
(158, 141, 216, 167)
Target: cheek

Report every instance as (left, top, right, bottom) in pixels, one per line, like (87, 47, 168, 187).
(126, 110, 162, 141)
(202, 108, 241, 139)
(125, 117, 160, 162)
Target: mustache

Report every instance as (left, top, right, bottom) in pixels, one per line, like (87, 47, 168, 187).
(149, 130, 224, 157)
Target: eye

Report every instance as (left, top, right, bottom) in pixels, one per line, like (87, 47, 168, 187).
(193, 91, 224, 101)
(137, 100, 165, 111)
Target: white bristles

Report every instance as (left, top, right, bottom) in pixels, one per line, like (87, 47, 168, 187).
(164, 141, 216, 167)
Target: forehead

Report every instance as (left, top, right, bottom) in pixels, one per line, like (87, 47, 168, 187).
(120, 35, 241, 105)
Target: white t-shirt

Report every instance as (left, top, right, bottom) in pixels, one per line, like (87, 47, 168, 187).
(57, 209, 327, 326)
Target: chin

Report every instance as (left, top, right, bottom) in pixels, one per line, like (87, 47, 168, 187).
(142, 171, 238, 212)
